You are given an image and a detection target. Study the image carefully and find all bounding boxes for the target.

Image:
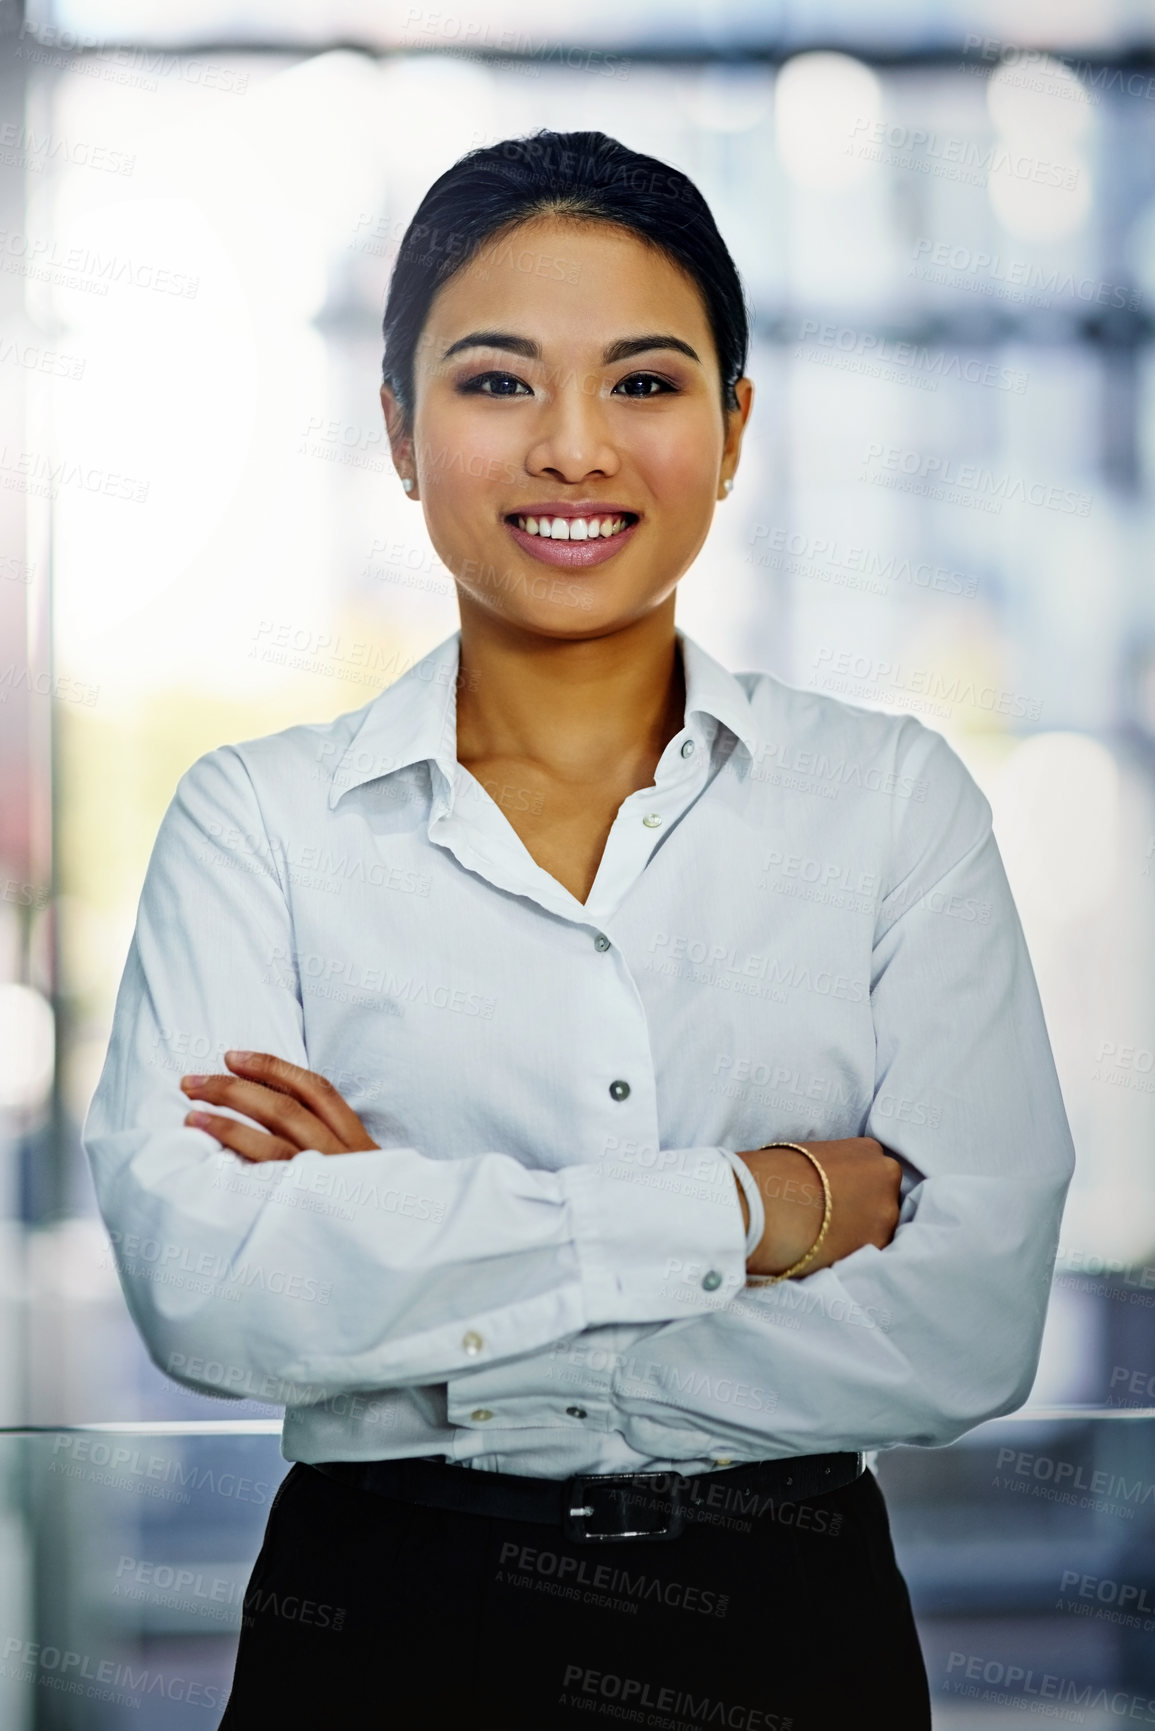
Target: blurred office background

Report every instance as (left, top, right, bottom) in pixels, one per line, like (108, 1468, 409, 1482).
(2, 0, 1155, 1723)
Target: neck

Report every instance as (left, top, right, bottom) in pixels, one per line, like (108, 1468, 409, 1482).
(454, 598, 685, 784)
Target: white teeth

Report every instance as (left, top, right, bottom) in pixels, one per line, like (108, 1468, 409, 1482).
(512, 514, 632, 540)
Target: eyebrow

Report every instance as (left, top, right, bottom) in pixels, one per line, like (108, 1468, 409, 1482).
(438, 331, 702, 366)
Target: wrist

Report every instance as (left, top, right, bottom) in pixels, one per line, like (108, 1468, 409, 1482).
(744, 1143, 827, 1278)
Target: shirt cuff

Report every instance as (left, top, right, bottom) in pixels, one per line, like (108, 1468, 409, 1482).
(717, 1147, 765, 1259)
(561, 1146, 747, 1328)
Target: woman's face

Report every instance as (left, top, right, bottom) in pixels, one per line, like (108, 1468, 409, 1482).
(381, 214, 752, 640)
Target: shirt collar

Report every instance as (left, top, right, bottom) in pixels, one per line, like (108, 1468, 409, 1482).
(327, 626, 758, 811)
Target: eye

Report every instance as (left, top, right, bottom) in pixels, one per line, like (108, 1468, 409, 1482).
(458, 371, 532, 398)
(613, 372, 678, 398)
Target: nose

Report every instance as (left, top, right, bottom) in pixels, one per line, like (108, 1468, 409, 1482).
(523, 364, 621, 485)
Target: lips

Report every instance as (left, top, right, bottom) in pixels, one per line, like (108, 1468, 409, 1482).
(503, 509, 641, 570)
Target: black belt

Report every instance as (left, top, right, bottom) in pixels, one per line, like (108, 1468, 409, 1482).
(310, 1450, 863, 1544)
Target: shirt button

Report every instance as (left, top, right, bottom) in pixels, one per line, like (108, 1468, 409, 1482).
(566, 1406, 588, 1420)
(462, 1331, 483, 1356)
(701, 1270, 723, 1291)
(681, 739, 695, 758)
(609, 1080, 631, 1101)
(593, 933, 611, 952)
(470, 1408, 495, 1422)
(642, 812, 662, 828)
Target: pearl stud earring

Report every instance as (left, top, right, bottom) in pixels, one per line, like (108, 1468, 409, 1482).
(723, 478, 733, 496)
(402, 477, 414, 493)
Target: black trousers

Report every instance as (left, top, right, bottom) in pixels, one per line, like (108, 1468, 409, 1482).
(219, 1459, 931, 1730)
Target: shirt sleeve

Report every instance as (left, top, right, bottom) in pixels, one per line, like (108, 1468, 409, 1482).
(82, 746, 747, 1406)
(606, 720, 1078, 1460)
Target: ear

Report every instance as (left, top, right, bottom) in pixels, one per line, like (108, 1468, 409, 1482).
(380, 383, 418, 498)
(719, 376, 754, 498)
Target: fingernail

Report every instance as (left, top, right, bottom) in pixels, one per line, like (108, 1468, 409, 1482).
(226, 1050, 254, 1063)
(186, 1111, 211, 1127)
(182, 1074, 207, 1087)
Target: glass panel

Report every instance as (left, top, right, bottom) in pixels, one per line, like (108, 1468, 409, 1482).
(1, 1416, 1153, 1726)
(877, 1413, 1155, 1725)
(0, 1426, 288, 1729)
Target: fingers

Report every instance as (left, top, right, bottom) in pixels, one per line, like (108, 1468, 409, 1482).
(222, 1051, 378, 1147)
(181, 1072, 339, 1154)
(179, 1052, 378, 1155)
(184, 1109, 298, 1163)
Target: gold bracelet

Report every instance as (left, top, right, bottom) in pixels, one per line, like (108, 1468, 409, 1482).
(744, 1141, 832, 1285)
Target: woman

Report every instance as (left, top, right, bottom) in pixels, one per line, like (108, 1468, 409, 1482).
(83, 129, 1076, 1728)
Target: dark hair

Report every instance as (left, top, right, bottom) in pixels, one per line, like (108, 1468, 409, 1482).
(381, 129, 749, 429)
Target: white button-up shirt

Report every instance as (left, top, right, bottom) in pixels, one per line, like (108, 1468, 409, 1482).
(83, 626, 1076, 1479)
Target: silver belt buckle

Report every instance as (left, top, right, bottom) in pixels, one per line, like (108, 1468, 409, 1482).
(563, 1471, 685, 1543)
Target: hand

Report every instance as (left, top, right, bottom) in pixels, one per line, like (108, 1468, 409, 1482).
(732, 1139, 903, 1279)
(180, 1050, 380, 1163)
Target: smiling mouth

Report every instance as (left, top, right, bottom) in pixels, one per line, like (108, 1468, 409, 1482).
(504, 512, 638, 541)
